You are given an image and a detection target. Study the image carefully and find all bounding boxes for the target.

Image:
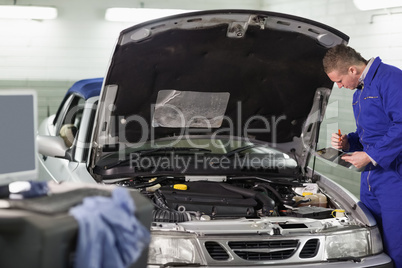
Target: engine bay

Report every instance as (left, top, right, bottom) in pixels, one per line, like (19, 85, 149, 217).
(116, 175, 338, 223)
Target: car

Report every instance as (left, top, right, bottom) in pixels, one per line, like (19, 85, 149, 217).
(37, 10, 393, 268)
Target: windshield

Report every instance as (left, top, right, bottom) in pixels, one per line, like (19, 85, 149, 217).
(94, 137, 298, 179)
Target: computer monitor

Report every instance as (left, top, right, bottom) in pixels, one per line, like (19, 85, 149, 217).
(0, 90, 38, 186)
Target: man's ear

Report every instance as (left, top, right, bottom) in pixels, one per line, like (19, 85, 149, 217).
(348, 66, 358, 75)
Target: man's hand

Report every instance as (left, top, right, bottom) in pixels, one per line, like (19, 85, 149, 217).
(331, 132, 349, 151)
(341, 152, 371, 169)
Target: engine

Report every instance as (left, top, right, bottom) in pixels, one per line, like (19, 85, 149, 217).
(117, 176, 334, 223)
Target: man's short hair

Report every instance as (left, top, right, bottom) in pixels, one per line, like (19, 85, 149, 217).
(323, 44, 367, 74)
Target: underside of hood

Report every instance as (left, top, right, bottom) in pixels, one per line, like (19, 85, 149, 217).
(98, 10, 348, 150)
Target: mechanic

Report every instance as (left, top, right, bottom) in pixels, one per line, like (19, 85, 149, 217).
(323, 44, 402, 267)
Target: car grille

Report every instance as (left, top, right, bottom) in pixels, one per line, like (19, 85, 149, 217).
(299, 238, 319, 258)
(228, 240, 298, 261)
(206, 240, 299, 261)
(205, 241, 230, 260)
(203, 237, 322, 265)
(233, 249, 295, 261)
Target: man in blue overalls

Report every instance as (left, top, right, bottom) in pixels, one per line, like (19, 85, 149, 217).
(323, 44, 402, 267)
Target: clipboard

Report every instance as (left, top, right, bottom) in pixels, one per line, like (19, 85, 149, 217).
(315, 147, 357, 170)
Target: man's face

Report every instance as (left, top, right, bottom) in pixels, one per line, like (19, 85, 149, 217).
(327, 68, 360, 90)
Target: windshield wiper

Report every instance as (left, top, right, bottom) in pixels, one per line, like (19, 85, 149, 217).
(101, 147, 211, 170)
(135, 147, 211, 156)
(224, 144, 266, 158)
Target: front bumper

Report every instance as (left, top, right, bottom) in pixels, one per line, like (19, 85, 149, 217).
(148, 253, 393, 268)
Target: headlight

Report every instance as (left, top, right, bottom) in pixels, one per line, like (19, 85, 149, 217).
(324, 227, 383, 259)
(369, 227, 384, 255)
(148, 232, 205, 265)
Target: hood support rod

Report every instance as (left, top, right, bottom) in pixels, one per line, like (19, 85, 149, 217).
(311, 93, 324, 179)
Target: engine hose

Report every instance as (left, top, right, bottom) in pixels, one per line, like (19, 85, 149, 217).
(152, 189, 192, 222)
(153, 189, 170, 209)
(253, 185, 268, 195)
(292, 198, 311, 207)
(220, 183, 275, 216)
(254, 183, 287, 204)
(153, 208, 191, 223)
(255, 192, 276, 215)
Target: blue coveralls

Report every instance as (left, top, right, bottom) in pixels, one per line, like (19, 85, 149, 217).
(347, 57, 402, 267)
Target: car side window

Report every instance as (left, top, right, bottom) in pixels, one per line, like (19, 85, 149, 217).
(57, 96, 85, 147)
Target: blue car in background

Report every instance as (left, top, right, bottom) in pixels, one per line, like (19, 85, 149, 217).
(37, 10, 392, 268)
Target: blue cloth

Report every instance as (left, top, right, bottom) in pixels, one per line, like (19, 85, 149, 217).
(69, 187, 150, 268)
(347, 57, 402, 267)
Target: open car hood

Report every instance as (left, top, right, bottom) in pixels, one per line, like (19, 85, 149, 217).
(95, 10, 348, 168)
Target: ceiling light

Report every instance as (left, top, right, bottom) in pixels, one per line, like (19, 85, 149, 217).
(0, 5, 57, 20)
(353, 0, 402, 11)
(105, 8, 193, 23)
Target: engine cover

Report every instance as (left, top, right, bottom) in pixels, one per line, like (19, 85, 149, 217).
(159, 181, 258, 218)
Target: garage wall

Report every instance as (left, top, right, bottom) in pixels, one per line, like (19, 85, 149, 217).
(1, 0, 402, 197)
